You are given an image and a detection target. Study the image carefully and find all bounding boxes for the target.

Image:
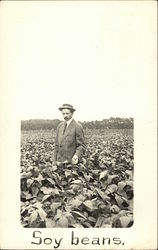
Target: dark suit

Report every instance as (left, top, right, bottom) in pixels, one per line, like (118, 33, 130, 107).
(54, 119, 85, 163)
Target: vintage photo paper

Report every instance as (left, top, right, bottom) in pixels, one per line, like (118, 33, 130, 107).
(0, 1, 157, 249)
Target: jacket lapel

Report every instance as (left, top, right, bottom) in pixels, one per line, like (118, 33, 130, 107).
(61, 119, 74, 140)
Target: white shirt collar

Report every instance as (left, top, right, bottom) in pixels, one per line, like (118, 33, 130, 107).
(66, 117, 73, 127)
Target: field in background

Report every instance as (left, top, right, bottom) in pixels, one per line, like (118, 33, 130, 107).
(21, 129, 134, 228)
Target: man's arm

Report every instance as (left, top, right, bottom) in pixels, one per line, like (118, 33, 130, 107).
(74, 123, 86, 162)
(53, 125, 59, 163)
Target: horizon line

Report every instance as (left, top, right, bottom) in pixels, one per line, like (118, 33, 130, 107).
(21, 117, 134, 122)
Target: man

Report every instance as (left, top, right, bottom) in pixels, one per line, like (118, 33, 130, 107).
(53, 104, 85, 166)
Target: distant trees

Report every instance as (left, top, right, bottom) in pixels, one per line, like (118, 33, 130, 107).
(21, 119, 61, 131)
(21, 117, 133, 130)
(81, 117, 133, 130)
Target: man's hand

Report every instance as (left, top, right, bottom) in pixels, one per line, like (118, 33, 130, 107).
(52, 161, 57, 166)
(52, 161, 60, 167)
(52, 161, 61, 171)
(71, 154, 78, 165)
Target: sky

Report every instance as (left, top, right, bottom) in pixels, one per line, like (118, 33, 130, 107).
(0, 1, 157, 122)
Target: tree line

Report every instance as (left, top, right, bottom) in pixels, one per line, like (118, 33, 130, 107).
(21, 117, 133, 130)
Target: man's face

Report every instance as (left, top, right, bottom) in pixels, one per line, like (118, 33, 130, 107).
(61, 109, 73, 121)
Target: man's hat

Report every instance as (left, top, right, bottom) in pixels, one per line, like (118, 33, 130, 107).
(59, 104, 76, 112)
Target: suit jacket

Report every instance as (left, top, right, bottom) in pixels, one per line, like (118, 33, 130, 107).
(54, 119, 85, 163)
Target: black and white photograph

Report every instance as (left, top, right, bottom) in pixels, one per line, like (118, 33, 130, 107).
(0, 1, 157, 249)
(21, 105, 134, 228)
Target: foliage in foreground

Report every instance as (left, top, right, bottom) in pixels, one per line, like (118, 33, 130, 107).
(21, 129, 134, 228)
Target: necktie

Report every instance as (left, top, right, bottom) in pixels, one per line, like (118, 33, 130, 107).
(63, 122, 67, 134)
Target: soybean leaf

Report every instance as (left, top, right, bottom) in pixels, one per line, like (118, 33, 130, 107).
(42, 194, 51, 202)
(95, 188, 110, 201)
(106, 184, 118, 194)
(27, 179, 34, 188)
(70, 223, 84, 228)
(32, 186, 39, 196)
(99, 170, 108, 180)
(83, 200, 94, 210)
(57, 215, 68, 227)
(50, 202, 62, 213)
(69, 198, 82, 208)
(40, 187, 53, 194)
(71, 211, 87, 220)
(45, 218, 56, 228)
(38, 208, 47, 221)
(28, 209, 38, 224)
(71, 179, 82, 184)
(47, 178, 55, 185)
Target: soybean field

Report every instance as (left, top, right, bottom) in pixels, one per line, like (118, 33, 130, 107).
(21, 129, 134, 228)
